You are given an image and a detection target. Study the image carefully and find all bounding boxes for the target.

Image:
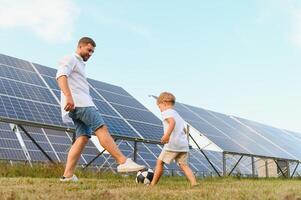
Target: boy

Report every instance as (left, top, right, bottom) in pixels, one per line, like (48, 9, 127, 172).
(56, 37, 145, 182)
(151, 92, 197, 186)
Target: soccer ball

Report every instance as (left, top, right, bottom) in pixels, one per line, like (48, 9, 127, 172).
(136, 168, 154, 185)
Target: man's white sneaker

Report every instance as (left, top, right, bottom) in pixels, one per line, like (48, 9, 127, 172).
(117, 158, 145, 173)
(59, 174, 79, 182)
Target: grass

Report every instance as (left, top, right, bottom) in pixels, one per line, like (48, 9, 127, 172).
(1, 162, 301, 200)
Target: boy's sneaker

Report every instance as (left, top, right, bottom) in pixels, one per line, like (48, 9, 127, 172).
(117, 158, 145, 173)
(59, 174, 79, 182)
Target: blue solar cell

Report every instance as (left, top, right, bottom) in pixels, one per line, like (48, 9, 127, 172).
(0, 139, 23, 149)
(0, 54, 35, 72)
(51, 143, 70, 153)
(0, 149, 27, 161)
(53, 90, 61, 100)
(127, 120, 163, 141)
(27, 151, 58, 162)
(205, 135, 250, 155)
(0, 64, 45, 86)
(102, 116, 141, 139)
(42, 75, 60, 90)
(33, 63, 57, 77)
(112, 104, 162, 125)
(96, 89, 146, 110)
(47, 135, 71, 144)
(0, 95, 64, 127)
(93, 99, 119, 117)
(44, 129, 72, 161)
(0, 78, 57, 105)
(19, 127, 59, 162)
(88, 78, 131, 96)
(90, 88, 104, 100)
(82, 145, 100, 155)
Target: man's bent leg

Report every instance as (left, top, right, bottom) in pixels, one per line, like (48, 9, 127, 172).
(63, 136, 88, 178)
(95, 125, 145, 172)
(95, 125, 127, 165)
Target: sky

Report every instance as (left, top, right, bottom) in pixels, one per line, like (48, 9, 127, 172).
(0, 0, 300, 133)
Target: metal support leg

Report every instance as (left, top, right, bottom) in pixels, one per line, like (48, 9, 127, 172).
(84, 149, 106, 169)
(189, 134, 221, 177)
(286, 161, 290, 177)
(223, 152, 227, 176)
(251, 156, 255, 178)
(228, 155, 243, 176)
(18, 125, 55, 164)
(274, 160, 286, 178)
(291, 162, 299, 178)
(265, 160, 269, 178)
(84, 138, 118, 169)
(72, 132, 76, 144)
(133, 141, 137, 162)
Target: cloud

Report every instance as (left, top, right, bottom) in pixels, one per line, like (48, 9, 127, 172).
(0, 0, 80, 42)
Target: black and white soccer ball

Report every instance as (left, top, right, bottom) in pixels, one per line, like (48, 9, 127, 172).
(136, 168, 154, 185)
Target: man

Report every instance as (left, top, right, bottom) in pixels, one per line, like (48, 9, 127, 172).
(56, 37, 145, 182)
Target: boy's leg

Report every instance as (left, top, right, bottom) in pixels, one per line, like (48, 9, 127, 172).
(63, 135, 88, 178)
(179, 163, 197, 186)
(95, 125, 126, 164)
(150, 159, 164, 186)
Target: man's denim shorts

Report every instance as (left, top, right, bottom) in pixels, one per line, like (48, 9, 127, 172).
(68, 106, 105, 138)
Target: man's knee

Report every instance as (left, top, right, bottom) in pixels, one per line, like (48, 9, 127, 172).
(75, 135, 89, 144)
(95, 125, 109, 134)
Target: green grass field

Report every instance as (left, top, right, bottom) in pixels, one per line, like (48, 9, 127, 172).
(1, 163, 301, 200)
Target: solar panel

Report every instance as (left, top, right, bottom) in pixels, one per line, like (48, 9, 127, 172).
(19, 126, 59, 162)
(0, 64, 45, 86)
(0, 122, 27, 161)
(5, 53, 296, 177)
(0, 56, 65, 128)
(234, 117, 301, 160)
(174, 102, 300, 161)
(88, 78, 131, 96)
(0, 54, 35, 72)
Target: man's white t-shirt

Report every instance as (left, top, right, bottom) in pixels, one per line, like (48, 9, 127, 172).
(56, 53, 96, 123)
(161, 109, 189, 152)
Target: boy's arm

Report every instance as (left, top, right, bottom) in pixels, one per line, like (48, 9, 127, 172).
(161, 117, 175, 144)
(57, 75, 74, 111)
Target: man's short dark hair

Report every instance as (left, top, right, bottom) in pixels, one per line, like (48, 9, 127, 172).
(78, 37, 96, 47)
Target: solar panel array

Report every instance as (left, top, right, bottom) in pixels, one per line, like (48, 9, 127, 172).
(0, 53, 163, 142)
(174, 102, 301, 161)
(0, 54, 229, 176)
(1, 53, 301, 177)
(0, 123, 26, 161)
(0, 55, 64, 127)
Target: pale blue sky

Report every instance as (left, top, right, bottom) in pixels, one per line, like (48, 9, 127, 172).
(0, 0, 300, 132)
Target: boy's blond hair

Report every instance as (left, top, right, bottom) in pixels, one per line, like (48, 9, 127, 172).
(157, 92, 176, 105)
